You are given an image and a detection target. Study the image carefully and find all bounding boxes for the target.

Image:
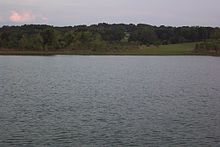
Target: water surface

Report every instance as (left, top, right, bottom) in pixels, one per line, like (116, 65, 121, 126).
(0, 56, 220, 146)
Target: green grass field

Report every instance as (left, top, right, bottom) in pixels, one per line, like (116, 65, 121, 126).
(0, 42, 200, 56)
(109, 42, 196, 55)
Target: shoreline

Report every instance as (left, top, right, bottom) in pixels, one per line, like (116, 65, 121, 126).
(0, 52, 217, 56)
(0, 43, 219, 56)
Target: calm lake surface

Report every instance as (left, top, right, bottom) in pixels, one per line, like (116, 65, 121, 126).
(0, 56, 220, 146)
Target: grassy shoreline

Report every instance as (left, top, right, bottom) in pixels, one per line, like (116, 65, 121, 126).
(0, 42, 219, 56)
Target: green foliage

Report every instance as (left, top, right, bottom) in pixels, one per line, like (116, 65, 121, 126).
(40, 28, 60, 49)
(195, 40, 220, 54)
(100, 26, 125, 42)
(19, 34, 43, 50)
(211, 28, 220, 40)
(89, 33, 106, 50)
(0, 24, 218, 53)
(129, 25, 157, 45)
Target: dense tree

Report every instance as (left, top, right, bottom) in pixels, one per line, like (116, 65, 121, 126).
(0, 24, 219, 51)
(19, 34, 43, 50)
(40, 28, 59, 49)
(195, 41, 220, 54)
(211, 28, 220, 40)
(129, 25, 157, 45)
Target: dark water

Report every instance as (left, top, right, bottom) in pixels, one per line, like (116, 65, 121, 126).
(0, 56, 220, 147)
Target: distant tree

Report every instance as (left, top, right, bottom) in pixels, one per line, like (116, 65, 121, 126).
(0, 24, 219, 51)
(31, 34, 44, 50)
(0, 31, 10, 48)
(129, 26, 157, 45)
(89, 33, 106, 50)
(0, 38, 2, 48)
(63, 31, 75, 47)
(40, 28, 59, 49)
(99, 26, 125, 42)
(19, 34, 43, 50)
(211, 28, 220, 40)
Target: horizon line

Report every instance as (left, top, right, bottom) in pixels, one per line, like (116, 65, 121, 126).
(0, 22, 219, 28)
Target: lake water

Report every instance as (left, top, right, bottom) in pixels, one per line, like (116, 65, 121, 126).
(0, 56, 220, 146)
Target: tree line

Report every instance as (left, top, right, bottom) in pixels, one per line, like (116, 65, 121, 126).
(0, 23, 219, 51)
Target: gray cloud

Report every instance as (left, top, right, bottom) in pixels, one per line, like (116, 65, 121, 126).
(0, 0, 220, 26)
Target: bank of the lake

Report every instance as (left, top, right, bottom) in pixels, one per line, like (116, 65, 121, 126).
(0, 42, 202, 56)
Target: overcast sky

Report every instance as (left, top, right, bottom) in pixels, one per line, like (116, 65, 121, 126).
(0, 0, 219, 27)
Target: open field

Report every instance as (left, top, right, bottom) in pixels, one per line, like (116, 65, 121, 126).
(112, 42, 196, 55)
